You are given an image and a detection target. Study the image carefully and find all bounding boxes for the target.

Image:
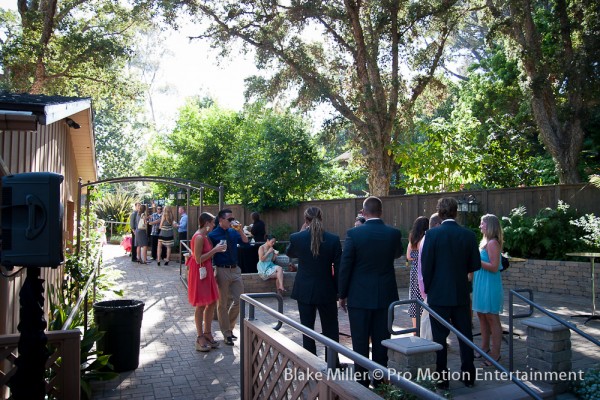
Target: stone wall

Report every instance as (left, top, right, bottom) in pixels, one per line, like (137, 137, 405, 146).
(501, 259, 596, 299)
(243, 258, 411, 295)
(243, 258, 596, 300)
(243, 272, 296, 295)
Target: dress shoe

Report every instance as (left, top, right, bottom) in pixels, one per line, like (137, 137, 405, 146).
(231, 334, 238, 341)
(435, 379, 449, 390)
(224, 336, 234, 346)
(460, 378, 475, 388)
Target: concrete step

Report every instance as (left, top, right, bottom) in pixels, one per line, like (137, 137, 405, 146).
(453, 381, 555, 400)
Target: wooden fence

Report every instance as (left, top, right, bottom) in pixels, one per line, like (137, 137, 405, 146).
(187, 184, 598, 240)
(243, 320, 380, 399)
(0, 330, 80, 399)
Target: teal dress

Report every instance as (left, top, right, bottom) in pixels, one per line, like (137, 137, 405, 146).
(472, 248, 504, 314)
(257, 250, 278, 280)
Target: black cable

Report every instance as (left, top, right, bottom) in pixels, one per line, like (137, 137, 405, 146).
(0, 266, 25, 278)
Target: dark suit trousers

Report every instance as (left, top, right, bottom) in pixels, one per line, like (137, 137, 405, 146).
(348, 307, 390, 387)
(429, 304, 475, 381)
(131, 231, 137, 261)
(297, 301, 339, 362)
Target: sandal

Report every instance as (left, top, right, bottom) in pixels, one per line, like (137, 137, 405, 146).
(204, 333, 220, 348)
(474, 349, 490, 359)
(481, 355, 501, 367)
(195, 336, 211, 352)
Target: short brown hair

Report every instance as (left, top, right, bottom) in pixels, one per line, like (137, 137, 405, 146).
(436, 197, 458, 220)
(362, 196, 382, 217)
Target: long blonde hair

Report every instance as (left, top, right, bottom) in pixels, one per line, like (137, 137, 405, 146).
(161, 206, 175, 226)
(480, 214, 504, 249)
(305, 206, 324, 257)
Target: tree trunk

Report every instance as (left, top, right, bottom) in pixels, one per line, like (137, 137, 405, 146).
(524, 68, 584, 184)
(501, 0, 584, 184)
(366, 148, 393, 196)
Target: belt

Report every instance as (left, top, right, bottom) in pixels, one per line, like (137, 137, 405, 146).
(216, 264, 237, 269)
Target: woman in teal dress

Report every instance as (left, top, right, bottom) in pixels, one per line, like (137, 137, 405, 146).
(472, 214, 504, 366)
(257, 235, 285, 295)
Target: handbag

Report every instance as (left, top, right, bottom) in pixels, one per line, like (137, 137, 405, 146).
(420, 299, 433, 340)
(500, 253, 510, 272)
(199, 266, 207, 280)
(137, 215, 146, 230)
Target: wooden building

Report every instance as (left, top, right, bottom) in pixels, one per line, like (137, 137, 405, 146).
(0, 92, 97, 336)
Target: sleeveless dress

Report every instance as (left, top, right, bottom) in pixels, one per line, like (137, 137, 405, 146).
(408, 248, 424, 318)
(187, 232, 219, 307)
(472, 248, 504, 314)
(257, 249, 278, 281)
(158, 221, 174, 247)
(135, 213, 149, 246)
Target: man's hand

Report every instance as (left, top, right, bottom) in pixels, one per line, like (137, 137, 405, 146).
(339, 298, 347, 313)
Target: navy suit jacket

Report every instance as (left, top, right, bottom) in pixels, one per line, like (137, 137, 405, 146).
(338, 219, 403, 309)
(421, 220, 481, 307)
(286, 229, 342, 304)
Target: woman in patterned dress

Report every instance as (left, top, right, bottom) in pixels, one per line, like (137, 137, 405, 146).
(406, 216, 429, 330)
(188, 212, 227, 351)
(157, 206, 175, 265)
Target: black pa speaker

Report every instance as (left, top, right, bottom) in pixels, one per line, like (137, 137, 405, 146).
(1, 172, 64, 268)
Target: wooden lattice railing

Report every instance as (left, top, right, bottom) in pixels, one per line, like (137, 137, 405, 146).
(243, 320, 380, 400)
(0, 329, 80, 399)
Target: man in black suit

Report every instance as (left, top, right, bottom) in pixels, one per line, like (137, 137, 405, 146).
(339, 196, 403, 387)
(287, 207, 342, 364)
(421, 197, 481, 388)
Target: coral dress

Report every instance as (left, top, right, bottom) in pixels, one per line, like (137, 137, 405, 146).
(187, 232, 219, 307)
(472, 248, 504, 314)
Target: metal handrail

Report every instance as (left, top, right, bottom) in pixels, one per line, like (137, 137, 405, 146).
(240, 293, 444, 400)
(509, 289, 600, 372)
(61, 249, 103, 331)
(179, 239, 191, 287)
(389, 299, 542, 400)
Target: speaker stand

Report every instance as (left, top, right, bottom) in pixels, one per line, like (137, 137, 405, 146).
(9, 267, 49, 399)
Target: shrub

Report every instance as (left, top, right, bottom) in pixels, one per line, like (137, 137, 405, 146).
(93, 191, 139, 236)
(502, 201, 587, 260)
(571, 365, 600, 400)
(570, 213, 600, 250)
(374, 380, 449, 399)
(270, 223, 294, 252)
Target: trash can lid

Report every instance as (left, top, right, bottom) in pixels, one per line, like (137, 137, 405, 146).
(93, 299, 145, 310)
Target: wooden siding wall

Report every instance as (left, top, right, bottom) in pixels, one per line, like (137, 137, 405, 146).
(0, 123, 80, 335)
(190, 184, 598, 241)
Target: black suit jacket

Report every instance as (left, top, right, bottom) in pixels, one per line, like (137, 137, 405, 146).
(338, 219, 403, 309)
(286, 229, 342, 304)
(421, 220, 481, 307)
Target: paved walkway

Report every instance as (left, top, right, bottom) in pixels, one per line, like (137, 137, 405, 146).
(92, 244, 600, 399)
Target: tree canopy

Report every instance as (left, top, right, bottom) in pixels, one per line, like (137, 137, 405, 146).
(142, 99, 348, 210)
(483, 0, 600, 184)
(169, 0, 468, 196)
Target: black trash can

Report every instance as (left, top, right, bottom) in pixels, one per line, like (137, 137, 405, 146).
(93, 299, 144, 372)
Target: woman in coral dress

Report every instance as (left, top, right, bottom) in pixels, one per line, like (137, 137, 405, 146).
(187, 212, 227, 351)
